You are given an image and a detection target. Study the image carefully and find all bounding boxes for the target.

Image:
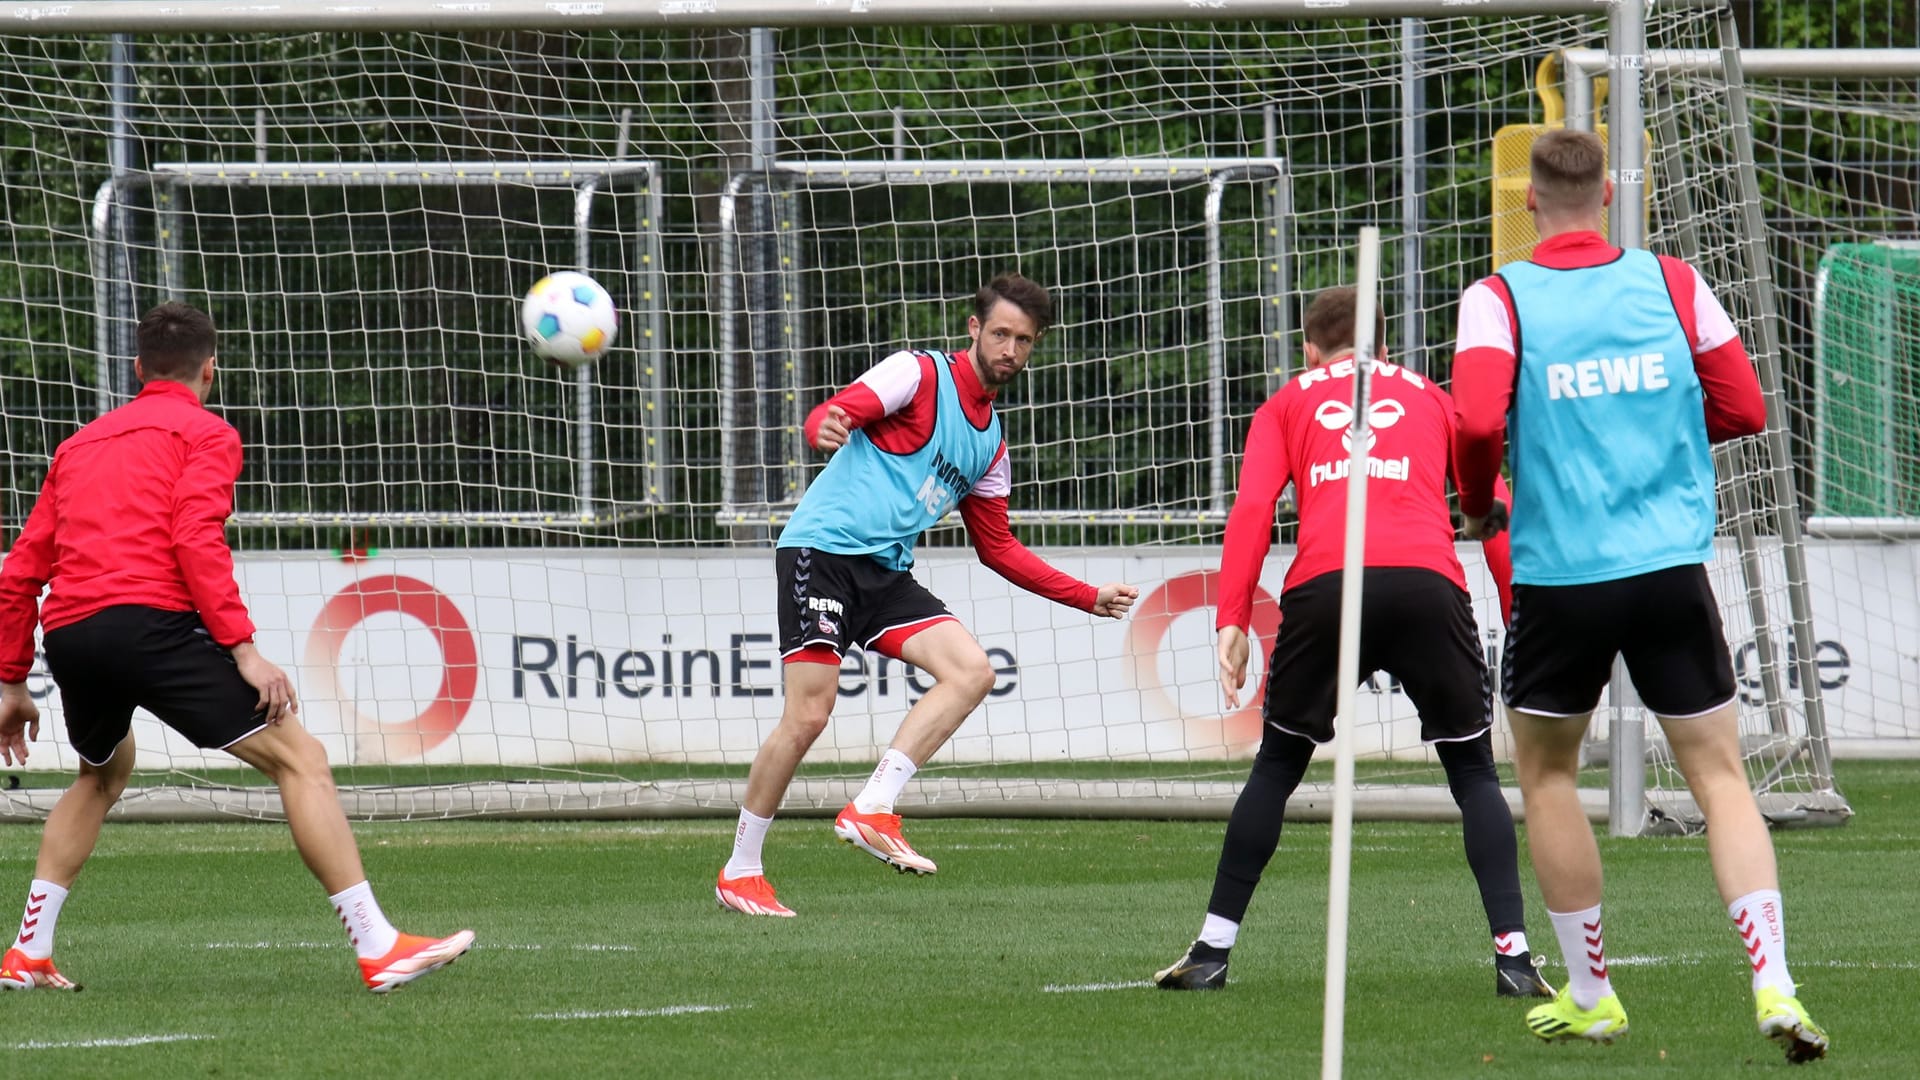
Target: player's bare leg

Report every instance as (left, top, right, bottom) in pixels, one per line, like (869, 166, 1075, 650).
(225, 721, 473, 992)
(0, 731, 134, 991)
(834, 621, 996, 875)
(1660, 703, 1826, 1062)
(717, 660, 839, 916)
(1509, 710, 1601, 911)
(1657, 703, 1776, 903)
(34, 731, 134, 887)
(1510, 708, 1627, 1042)
(739, 661, 840, 820)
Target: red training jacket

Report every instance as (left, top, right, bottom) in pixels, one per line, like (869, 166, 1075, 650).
(0, 379, 256, 683)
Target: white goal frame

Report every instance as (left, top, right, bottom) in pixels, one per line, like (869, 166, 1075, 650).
(91, 158, 670, 527)
(714, 157, 1289, 526)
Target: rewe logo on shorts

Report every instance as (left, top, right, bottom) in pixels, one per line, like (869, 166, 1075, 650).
(1307, 398, 1411, 487)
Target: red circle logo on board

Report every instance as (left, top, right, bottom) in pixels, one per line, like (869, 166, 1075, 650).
(1124, 570, 1281, 748)
(305, 575, 477, 762)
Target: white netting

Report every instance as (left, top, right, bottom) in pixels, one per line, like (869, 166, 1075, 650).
(0, 10, 1857, 826)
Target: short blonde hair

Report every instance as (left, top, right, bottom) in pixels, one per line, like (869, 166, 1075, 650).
(1530, 128, 1606, 213)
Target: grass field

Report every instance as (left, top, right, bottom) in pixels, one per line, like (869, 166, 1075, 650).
(0, 761, 1910, 1078)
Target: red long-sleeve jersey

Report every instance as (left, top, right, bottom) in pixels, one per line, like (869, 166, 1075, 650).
(1217, 355, 1473, 632)
(0, 379, 256, 683)
(803, 348, 1097, 611)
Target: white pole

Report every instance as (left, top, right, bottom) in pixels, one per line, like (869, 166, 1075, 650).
(1321, 226, 1381, 1080)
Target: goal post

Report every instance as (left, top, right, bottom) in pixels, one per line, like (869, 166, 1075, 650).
(0, 0, 1868, 828)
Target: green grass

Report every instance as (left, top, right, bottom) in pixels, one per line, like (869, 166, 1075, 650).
(0, 761, 1910, 1078)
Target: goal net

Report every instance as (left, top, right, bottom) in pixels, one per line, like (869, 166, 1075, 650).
(0, 4, 1854, 827)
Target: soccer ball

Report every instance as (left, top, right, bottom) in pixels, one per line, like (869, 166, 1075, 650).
(522, 271, 617, 367)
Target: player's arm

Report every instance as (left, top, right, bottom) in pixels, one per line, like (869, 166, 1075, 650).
(1663, 260, 1767, 442)
(0, 467, 59, 762)
(168, 426, 300, 723)
(803, 350, 926, 452)
(1451, 278, 1519, 534)
(1215, 400, 1290, 708)
(958, 445, 1135, 618)
(1483, 474, 1516, 625)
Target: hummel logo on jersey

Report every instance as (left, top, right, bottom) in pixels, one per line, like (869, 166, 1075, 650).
(1307, 398, 1411, 487)
(1546, 352, 1670, 399)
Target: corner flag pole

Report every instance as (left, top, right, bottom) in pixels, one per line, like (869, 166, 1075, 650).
(1321, 225, 1381, 1080)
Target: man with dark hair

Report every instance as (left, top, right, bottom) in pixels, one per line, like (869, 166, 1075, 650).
(0, 301, 473, 993)
(1154, 286, 1547, 998)
(716, 273, 1139, 917)
(1453, 127, 1827, 1060)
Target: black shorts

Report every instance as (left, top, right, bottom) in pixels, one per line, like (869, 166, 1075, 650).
(41, 606, 266, 766)
(1502, 563, 1737, 718)
(775, 547, 954, 660)
(1261, 567, 1492, 745)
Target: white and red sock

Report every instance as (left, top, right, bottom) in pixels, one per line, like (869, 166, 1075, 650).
(852, 749, 917, 815)
(12, 879, 67, 960)
(328, 881, 400, 961)
(1548, 905, 1614, 1010)
(1494, 930, 1532, 960)
(1730, 888, 1795, 995)
(723, 808, 774, 879)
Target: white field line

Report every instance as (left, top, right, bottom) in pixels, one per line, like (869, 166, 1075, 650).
(1041, 980, 1153, 993)
(531, 1004, 739, 1021)
(1607, 953, 1713, 967)
(15, 1034, 213, 1050)
(1568, 953, 1920, 971)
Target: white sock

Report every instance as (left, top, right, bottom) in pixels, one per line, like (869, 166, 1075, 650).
(1729, 889, 1795, 995)
(852, 749, 918, 814)
(723, 808, 774, 879)
(1494, 930, 1532, 960)
(1548, 905, 1614, 1010)
(328, 881, 400, 961)
(1198, 912, 1239, 950)
(13, 879, 68, 960)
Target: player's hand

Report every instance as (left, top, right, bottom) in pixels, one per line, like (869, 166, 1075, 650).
(231, 642, 299, 725)
(1217, 627, 1252, 710)
(0, 682, 40, 767)
(1091, 582, 1139, 619)
(1462, 499, 1509, 540)
(813, 405, 851, 453)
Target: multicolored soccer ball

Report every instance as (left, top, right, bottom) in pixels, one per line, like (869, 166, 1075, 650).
(521, 271, 617, 367)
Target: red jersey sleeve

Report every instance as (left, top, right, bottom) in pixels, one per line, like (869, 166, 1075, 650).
(1217, 398, 1291, 632)
(958, 494, 1098, 611)
(171, 426, 255, 647)
(802, 383, 887, 449)
(0, 470, 59, 683)
(1452, 277, 1518, 519)
(1695, 338, 1767, 443)
(1484, 474, 1515, 625)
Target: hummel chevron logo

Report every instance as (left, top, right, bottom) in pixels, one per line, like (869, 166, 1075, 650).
(16, 932, 32, 944)
(20, 919, 35, 931)
(25, 905, 41, 918)
(27, 892, 46, 904)
(1494, 934, 1520, 956)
